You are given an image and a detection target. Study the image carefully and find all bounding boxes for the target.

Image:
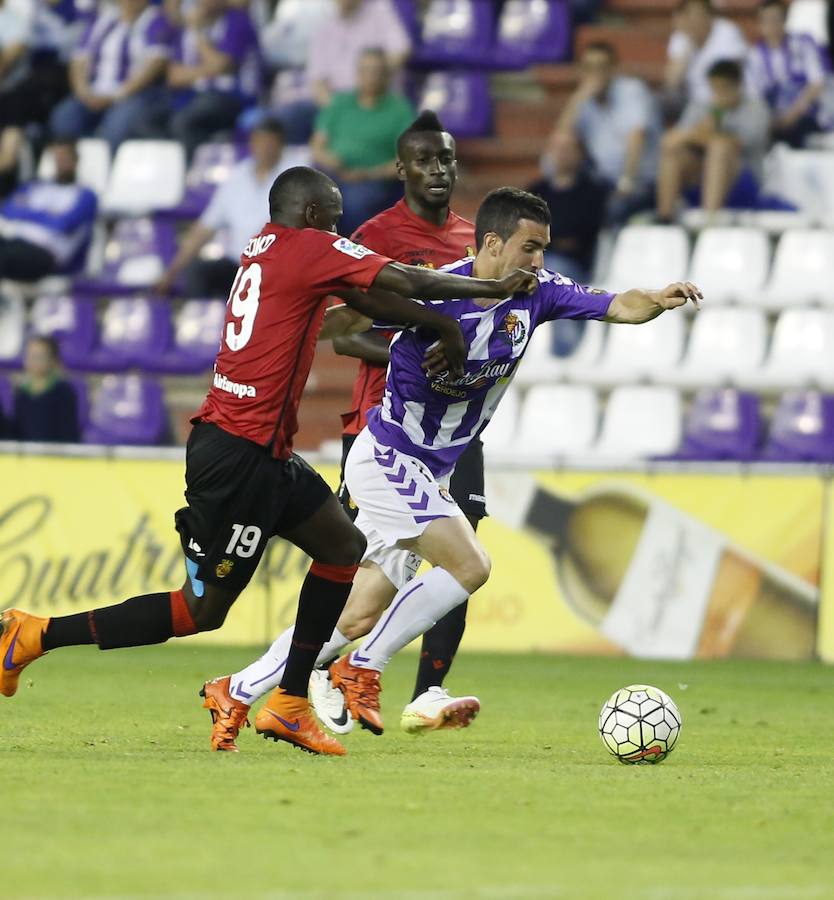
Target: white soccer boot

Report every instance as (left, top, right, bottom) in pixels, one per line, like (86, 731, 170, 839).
(400, 686, 481, 734)
(309, 667, 354, 734)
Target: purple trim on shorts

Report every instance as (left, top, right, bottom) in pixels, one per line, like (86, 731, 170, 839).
(413, 514, 445, 524)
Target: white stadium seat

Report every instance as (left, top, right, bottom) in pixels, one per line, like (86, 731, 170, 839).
(763, 147, 834, 225)
(0, 296, 25, 364)
(514, 319, 605, 385)
(38, 138, 111, 196)
(665, 308, 768, 388)
(757, 229, 834, 309)
(604, 225, 689, 292)
(689, 227, 770, 303)
(786, 0, 827, 44)
(584, 386, 682, 461)
(570, 313, 685, 387)
(737, 308, 834, 390)
(103, 140, 186, 215)
(481, 385, 520, 458)
(515, 384, 598, 458)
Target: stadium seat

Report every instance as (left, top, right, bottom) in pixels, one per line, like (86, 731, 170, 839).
(757, 229, 834, 309)
(144, 299, 226, 374)
(760, 390, 834, 462)
(786, 0, 828, 44)
(0, 295, 25, 368)
(79, 297, 172, 373)
(173, 142, 245, 219)
(413, 0, 494, 67)
(29, 295, 98, 370)
(672, 388, 762, 461)
(665, 308, 767, 388)
(569, 314, 685, 387)
(37, 138, 111, 196)
(493, 0, 571, 67)
(738, 308, 834, 391)
(604, 225, 689, 293)
(688, 227, 770, 303)
(81, 217, 176, 293)
(516, 384, 598, 457)
(103, 141, 186, 215)
(416, 71, 492, 138)
(480, 384, 520, 457)
(585, 386, 682, 461)
(763, 147, 834, 226)
(83, 374, 168, 445)
(514, 319, 605, 385)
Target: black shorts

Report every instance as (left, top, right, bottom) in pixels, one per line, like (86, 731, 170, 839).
(338, 431, 487, 522)
(175, 422, 332, 593)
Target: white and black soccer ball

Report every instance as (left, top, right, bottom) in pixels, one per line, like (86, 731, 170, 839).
(598, 684, 682, 764)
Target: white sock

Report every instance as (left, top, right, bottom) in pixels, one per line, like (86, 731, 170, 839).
(351, 568, 469, 672)
(229, 626, 351, 705)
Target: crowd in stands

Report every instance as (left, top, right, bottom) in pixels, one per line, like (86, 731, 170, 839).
(1, 0, 834, 458)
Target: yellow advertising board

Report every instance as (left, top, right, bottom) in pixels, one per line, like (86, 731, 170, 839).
(0, 455, 826, 659)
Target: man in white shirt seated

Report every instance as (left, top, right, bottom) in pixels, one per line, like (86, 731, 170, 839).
(665, 0, 748, 109)
(156, 119, 309, 297)
(0, 139, 97, 281)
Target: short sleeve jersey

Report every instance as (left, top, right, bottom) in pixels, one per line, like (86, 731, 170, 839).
(194, 224, 392, 458)
(369, 260, 614, 476)
(341, 199, 476, 436)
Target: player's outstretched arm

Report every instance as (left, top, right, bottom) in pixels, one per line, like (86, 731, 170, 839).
(373, 262, 538, 301)
(604, 281, 702, 324)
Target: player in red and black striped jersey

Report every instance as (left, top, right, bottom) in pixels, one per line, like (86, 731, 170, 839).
(0, 166, 537, 757)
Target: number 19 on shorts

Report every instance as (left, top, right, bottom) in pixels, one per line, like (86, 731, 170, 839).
(225, 523, 262, 558)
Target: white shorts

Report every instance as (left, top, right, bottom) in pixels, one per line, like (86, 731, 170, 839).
(345, 427, 465, 589)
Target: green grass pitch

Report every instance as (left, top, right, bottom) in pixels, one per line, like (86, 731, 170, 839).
(3, 646, 834, 899)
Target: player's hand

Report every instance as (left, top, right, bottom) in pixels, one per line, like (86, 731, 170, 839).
(434, 319, 466, 377)
(658, 281, 702, 311)
(496, 268, 538, 297)
(421, 340, 450, 377)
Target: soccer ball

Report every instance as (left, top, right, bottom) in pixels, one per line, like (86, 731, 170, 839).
(598, 684, 682, 764)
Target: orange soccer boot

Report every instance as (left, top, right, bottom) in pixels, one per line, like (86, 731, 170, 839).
(0, 609, 49, 697)
(254, 687, 346, 756)
(329, 654, 384, 735)
(200, 676, 251, 752)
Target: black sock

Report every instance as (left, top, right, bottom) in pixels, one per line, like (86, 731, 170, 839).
(412, 599, 468, 700)
(42, 593, 176, 651)
(280, 567, 354, 697)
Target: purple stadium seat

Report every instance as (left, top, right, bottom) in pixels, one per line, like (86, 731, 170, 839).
(76, 217, 177, 295)
(144, 299, 225, 374)
(83, 374, 167, 445)
(172, 142, 245, 219)
(416, 71, 492, 137)
(391, 0, 420, 39)
(68, 376, 90, 431)
(0, 374, 12, 418)
(760, 390, 834, 462)
(493, 0, 571, 67)
(29, 295, 98, 371)
(413, 0, 495, 67)
(79, 297, 172, 373)
(673, 388, 762, 461)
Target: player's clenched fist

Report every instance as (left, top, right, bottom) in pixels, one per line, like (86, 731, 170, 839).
(499, 268, 539, 296)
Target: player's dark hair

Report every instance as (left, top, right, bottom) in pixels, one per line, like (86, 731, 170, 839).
(758, 0, 786, 14)
(251, 117, 284, 140)
(396, 109, 448, 156)
(583, 41, 617, 62)
(708, 58, 743, 82)
(268, 166, 337, 218)
(475, 188, 551, 250)
(28, 334, 61, 362)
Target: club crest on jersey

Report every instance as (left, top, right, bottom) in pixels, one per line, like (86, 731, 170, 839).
(498, 312, 527, 347)
(438, 486, 455, 504)
(216, 559, 235, 578)
(333, 237, 374, 259)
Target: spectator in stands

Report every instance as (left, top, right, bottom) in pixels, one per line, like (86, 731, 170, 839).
(156, 119, 304, 296)
(311, 47, 413, 236)
(260, 0, 334, 70)
(0, 0, 33, 195)
(0, 139, 97, 281)
(48, 0, 172, 152)
(527, 131, 607, 283)
(747, 0, 827, 147)
(274, 0, 411, 144)
(11, 336, 80, 443)
(556, 41, 660, 224)
(657, 59, 770, 222)
(160, 0, 260, 160)
(665, 0, 748, 109)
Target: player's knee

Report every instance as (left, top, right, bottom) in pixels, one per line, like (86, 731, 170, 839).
(187, 585, 236, 632)
(451, 546, 491, 594)
(331, 526, 367, 567)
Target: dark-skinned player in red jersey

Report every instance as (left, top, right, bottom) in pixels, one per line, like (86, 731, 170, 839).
(0, 166, 537, 756)
(331, 111, 485, 735)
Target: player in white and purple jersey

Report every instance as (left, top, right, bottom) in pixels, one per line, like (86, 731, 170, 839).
(225, 187, 702, 737)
